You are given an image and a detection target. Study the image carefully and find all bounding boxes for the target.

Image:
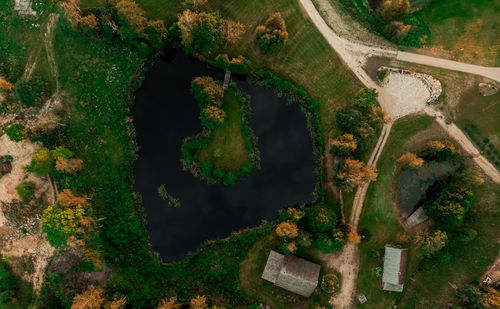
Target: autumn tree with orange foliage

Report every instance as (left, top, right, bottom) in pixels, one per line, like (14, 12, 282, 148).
(335, 159, 377, 190)
(191, 76, 225, 129)
(330, 134, 357, 157)
(256, 12, 288, 53)
(71, 285, 104, 309)
(60, 0, 99, 29)
(0, 79, 14, 92)
(157, 297, 182, 309)
(57, 189, 88, 208)
(482, 286, 500, 308)
(396, 152, 424, 169)
(276, 220, 299, 239)
(224, 20, 245, 45)
(190, 295, 208, 309)
(115, 0, 148, 34)
(178, 10, 224, 54)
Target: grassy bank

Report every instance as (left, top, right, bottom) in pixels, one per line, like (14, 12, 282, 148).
(197, 89, 249, 172)
(418, 0, 500, 66)
(356, 114, 500, 308)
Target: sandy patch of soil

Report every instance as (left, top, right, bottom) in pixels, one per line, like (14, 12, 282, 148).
(381, 72, 432, 118)
(0, 134, 55, 292)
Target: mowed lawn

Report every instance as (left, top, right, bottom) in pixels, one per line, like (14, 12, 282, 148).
(135, 0, 362, 141)
(197, 89, 249, 171)
(418, 0, 500, 66)
(356, 115, 500, 308)
(455, 87, 500, 166)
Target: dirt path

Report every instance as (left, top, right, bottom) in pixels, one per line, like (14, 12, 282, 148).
(397, 52, 500, 83)
(300, 0, 500, 307)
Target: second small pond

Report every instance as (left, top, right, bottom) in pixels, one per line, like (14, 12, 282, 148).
(396, 161, 458, 217)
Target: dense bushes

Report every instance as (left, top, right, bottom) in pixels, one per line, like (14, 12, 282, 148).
(15, 181, 35, 199)
(275, 203, 344, 254)
(5, 123, 28, 142)
(0, 255, 33, 307)
(14, 81, 36, 107)
(421, 169, 480, 230)
(255, 12, 288, 53)
(339, 0, 430, 47)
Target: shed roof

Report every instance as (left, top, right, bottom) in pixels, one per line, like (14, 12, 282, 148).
(261, 250, 320, 297)
(382, 246, 408, 290)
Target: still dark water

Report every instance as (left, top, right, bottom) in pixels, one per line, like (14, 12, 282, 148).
(132, 49, 316, 262)
(396, 161, 458, 217)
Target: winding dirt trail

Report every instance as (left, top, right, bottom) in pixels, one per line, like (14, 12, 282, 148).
(299, 0, 500, 307)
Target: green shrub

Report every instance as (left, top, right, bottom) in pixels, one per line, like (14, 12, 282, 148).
(377, 68, 389, 81)
(214, 54, 229, 70)
(352, 88, 378, 109)
(25, 148, 53, 176)
(307, 203, 337, 233)
(15, 181, 35, 199)
(228, 57, 250, 75)
(51, 146, 73, 159)
(312, 232, 343, 253)
(5, 123, 28, 142)
(375, 266, 383, 277)
(14, 81, 36, 107)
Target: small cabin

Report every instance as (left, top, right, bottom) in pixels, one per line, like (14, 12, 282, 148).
(382, 245, 408, 292)
(261, 250, 320, 297)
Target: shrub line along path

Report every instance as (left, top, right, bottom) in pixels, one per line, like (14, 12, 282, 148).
(299, 0, 500, 307)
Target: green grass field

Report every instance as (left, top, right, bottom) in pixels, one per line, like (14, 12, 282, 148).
(356, 115, 500, 308)
(197, 89, 249, 171)
(455, 87, 500, 167)
(418, 0, 500, 66)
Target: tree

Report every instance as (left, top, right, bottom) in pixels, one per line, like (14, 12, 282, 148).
(42, 203, 86, 247)
(276, 220, 299, 239)
(396, 152, 424, 168)
(384, 21, 411, 42)
(115, 0, 148, 34)
(26, 148, 53, 175)
(353, 88, 378, 109)
(190, 295, 208, 309)
(51, 146, 74, 159)
(0, 79, 14, 91)
(330, 134, 357, 157)
(15, 181, 35, 199)
(224, 20, 245, 45)
(57, 189, 88, 208)
(335, 109, 371, 138)
(335, 159, 378, 190)
(191, 76, 224, 106)
(60, 0, 99, 30)
(421, 139, 461, 161)
(157, 297, 182, 309)
(255, 12, 288, 53)
(417, 230, 447, 257)
(456, 285, 484, 309)
(307, 204, 337, 233)
(0, 259, 16, 305)
(482, 287, 500, 309)
(5, 123, 29, 142)
(71, 285, 104, 309)
(376, 0, 410, 21)
(228, 55, 250, 75)
(178, 10, 224, 54)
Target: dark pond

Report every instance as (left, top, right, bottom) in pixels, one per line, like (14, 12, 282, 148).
(396, 161, 458, 217)
(132, 49, 316, 262)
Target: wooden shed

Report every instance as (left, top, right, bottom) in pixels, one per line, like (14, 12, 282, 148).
(382, 245, 408, 292)
(261, 250, 320, 297)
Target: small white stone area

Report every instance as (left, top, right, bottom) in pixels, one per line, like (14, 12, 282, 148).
(14, 0, 37, 16)
(380, 67, 442, 118)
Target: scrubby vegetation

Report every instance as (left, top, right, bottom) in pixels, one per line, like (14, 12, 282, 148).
(339, 0, 430, 46)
